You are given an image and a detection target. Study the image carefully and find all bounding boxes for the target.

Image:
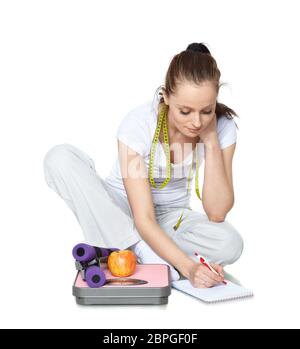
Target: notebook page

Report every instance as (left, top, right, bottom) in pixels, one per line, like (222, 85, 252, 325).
(171, 279, 253, 303)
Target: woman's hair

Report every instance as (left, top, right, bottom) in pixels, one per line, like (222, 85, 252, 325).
(154, 42, 239, 122)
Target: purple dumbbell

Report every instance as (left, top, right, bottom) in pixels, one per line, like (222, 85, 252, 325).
(85, 265, 106, 288)
(72, 243, 96, 262)
(72, 243, 119, 262)
(72, 243, 120, 288)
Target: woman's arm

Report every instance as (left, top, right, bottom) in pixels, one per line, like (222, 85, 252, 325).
(118, 140, 195, 278)
(118, 139, 225, 287)
(202, 136, 235, 222)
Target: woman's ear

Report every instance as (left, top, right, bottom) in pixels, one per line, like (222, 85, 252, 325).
(161, 89, 169, 106)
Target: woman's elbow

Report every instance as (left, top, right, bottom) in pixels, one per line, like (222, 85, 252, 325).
(134, 214, 156, 231)
(207, 214, 226, 223)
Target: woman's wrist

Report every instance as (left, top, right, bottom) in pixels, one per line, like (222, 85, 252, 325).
(175, 257, 197, 279)
(203, 132, 220, 150)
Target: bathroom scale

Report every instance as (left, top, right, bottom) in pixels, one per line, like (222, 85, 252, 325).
(72, 263, 172, 305)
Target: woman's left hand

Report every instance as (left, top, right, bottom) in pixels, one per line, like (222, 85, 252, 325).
(198, 112, 218, 145)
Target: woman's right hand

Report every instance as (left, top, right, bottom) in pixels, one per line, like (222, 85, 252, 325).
(188, 261, 225, 288)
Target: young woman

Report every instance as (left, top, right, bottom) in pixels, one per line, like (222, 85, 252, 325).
(43, 42, 243, 288)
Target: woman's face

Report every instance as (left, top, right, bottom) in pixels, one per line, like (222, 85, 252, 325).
(162, 81, 217, 139)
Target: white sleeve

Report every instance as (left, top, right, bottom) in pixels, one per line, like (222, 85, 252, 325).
(116, 106, 149, 157)
(217, 116, 238, 149)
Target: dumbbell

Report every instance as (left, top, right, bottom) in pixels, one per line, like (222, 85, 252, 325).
(72, 243, 119, 288)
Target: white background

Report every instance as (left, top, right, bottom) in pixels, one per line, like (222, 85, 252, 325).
(0, 0, 299, 329)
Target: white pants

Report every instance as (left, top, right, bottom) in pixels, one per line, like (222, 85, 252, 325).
(43, 143, 244, 266)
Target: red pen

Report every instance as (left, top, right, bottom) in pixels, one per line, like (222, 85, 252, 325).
(194, 252, 227, 285)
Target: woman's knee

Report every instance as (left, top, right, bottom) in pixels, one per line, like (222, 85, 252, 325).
(215, 222, 244, 265)
(43, 143, 79, 172)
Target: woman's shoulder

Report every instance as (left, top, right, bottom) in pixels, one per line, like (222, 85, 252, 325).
(116, 100, 157, 156)
(121, 100, 157, 126)
(216, 115, 238, 149)
(217, 114, 237, 128)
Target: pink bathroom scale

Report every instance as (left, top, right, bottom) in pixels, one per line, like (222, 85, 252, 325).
(72, 264, 172, 305)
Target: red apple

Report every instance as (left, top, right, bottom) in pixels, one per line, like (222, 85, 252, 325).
(107, 250, 137, 277)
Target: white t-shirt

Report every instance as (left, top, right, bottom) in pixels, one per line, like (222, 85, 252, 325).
(104, 97, 237, 209)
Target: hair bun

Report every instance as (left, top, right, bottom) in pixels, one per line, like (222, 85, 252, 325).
(186, 42, 210, 54)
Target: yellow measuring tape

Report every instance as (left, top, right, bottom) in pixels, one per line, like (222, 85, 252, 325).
(149, 103, 202, 231)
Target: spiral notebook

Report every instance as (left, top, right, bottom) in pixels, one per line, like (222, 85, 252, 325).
(171, 279, 253, 303)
